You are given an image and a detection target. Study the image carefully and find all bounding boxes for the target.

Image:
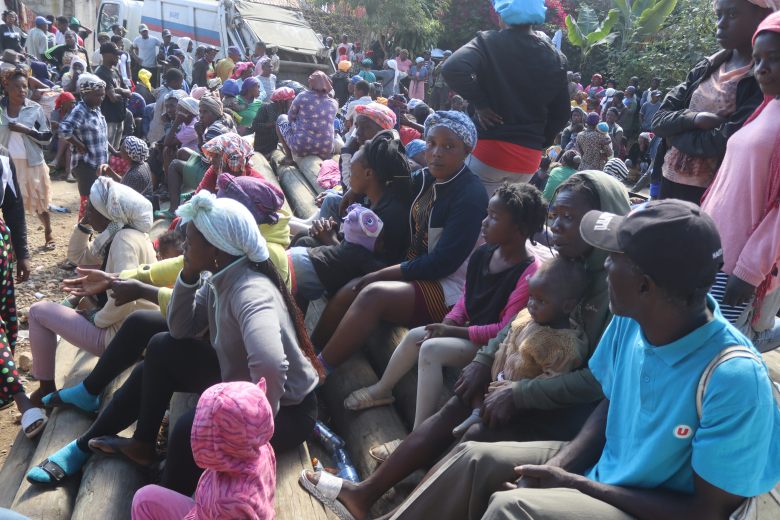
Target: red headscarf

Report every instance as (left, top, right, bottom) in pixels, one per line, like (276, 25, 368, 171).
(55, 91, 76, 111)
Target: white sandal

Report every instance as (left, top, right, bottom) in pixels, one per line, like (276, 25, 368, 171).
(299, 470, 356, 520)
(21, 407, 47, 439)
(343, 387, 395, 411)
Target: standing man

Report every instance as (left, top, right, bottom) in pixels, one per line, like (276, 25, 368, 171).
(157, 29, 179, 68)
(641, 77, 662, 106)
(25, 16, 49, 60)
(53, 16, 68, 45)
(111, 23, 133, 58)
(640, 89, 662, 132)
(192, 46, 216, 88)
(95, 42, 131, 149)
(69, 17, 90, 45)
(132, 24, 162, 87)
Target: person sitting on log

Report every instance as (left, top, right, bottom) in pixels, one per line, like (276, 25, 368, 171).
(308, 110, 488, 377)
(27, 192, 321, 495)
(253, 86, 295, 158)
(343, 183, 546, 428)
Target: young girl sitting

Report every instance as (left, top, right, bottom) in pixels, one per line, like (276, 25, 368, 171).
(344, 183, 547, 429)
(452, 255, 589, 436)
(289, 204, 386, 302)
(131, 379, 276, 520)
(99, 136, 153, 197)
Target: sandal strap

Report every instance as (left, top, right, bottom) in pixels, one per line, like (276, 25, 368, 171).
(21, 408, 45, 429)
(314, 470, 344, 500)
(38, 459, 66, 481)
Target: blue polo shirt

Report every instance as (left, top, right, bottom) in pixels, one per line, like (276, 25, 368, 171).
(587, 295, 780, 497)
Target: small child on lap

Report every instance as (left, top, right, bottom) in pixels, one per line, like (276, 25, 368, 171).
(453, 256, 589, 436)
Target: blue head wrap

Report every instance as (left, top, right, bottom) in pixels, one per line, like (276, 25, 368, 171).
(423, 111, 478, 151)
(241, 76, 260, 96)
(405, 139, 426, 158)
(493, 0, 546, 25)
(220, 78, 240, 97)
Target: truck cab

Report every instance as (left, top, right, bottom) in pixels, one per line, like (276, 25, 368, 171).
(97, 0, 333, 84)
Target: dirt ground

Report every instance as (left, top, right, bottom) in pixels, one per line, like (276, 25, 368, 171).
(0, 178, 81, 466)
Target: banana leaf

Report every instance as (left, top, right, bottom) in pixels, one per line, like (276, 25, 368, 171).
(634, 0, 678, 39)
(565, 14, 586, 47)
(586, 9, 620, 45)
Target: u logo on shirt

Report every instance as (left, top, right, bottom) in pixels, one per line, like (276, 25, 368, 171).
(673, 424, 693, 439)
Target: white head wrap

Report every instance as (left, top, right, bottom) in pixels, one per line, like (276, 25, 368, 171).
(176, 191, 269, 263)
(89, 177, 153, 232)
(385, 59, 406, 95)
(178, 96, 200, 116)
(76, 72, 105, 94)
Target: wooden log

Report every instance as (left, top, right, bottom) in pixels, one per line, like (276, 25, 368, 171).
(290, 155, 325, 196)
(70, 367, 145, 520)
(275, 443, 335, 520)
(0, 338, 82, 509)
(320, 353, 415, 517)
(277, 164, 318, 219)
(12, 346, 99, 519)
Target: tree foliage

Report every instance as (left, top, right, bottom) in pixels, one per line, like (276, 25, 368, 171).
(565, 6, 619, 67)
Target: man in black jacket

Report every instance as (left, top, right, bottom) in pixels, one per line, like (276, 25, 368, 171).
(442, 0, 570, 195)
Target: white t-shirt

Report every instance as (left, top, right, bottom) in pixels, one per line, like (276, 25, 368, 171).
(6, 117, 26, 161)
(119, 53, 130, 83)
(133, 35, 161, 67)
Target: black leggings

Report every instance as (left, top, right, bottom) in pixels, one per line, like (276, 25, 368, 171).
(659, 176, 706, 205)
(78, 332, 318, 495)
(82, 310, 169, 396)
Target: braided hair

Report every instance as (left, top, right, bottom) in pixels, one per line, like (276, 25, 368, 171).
(494, 182, 547, 244)
(361, 131, 412, 202)
(252, 259, 325, 379)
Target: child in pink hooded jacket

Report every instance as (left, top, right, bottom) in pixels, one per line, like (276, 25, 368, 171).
(132, 379, 276, 520)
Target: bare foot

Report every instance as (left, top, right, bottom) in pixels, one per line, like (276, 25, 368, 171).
(29, 384, 55, 409)
(88, 436, 156, 467)
(304, 470, 369, 520)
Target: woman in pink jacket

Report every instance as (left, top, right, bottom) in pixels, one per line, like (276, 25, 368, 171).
(702, 11, 780, 352)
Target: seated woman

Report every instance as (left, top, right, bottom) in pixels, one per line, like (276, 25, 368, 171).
(194, 132, 265, 193)
(232, 77, 263, 135)
(300, 171, 631, 520)
(27, 192, 321, 497)
(253, 86, 295, 157)
(277, 71, 339, 160)
(29, 178, 156, 407)
(343, 183, 546, 430)
(99, 136, 153, 197)
(311, 111, 488, 374)
(45, 174, 290, 415)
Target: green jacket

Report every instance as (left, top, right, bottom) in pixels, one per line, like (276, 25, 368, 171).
(474, 170, 631, 409)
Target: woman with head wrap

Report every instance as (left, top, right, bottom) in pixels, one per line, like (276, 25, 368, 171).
(701, 10, 780, 352)
(405, 138, 427, 167)
(652, 0, 772, 203)
(307, 110, 486, 370)
(277, 71, 339, 159)
(441, 0, 571, 195)
(195, 132, 264, 194)
(408, 56, 430, 101)
(27, 191, 321, 493)
(176, 36, 194, 81)
(0, 65, 55, 248)
(230, 61, 254, 81)
(26, 177, 156, 413)
(134, 68, 156, 104)
(49, 91, 78, 176)
(232, 76, 263, 135)
(575, 111, 614, 171)
(255, 57, 277, 99)
(372, 58, 407, 98)
(331, 59, 352, 107)
(62, 56, 87, 96)
(99, 136, 153, 196)
(253, 86, 295, 156)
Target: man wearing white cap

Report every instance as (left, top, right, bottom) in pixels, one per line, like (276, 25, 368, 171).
(132, 24, 161, 86)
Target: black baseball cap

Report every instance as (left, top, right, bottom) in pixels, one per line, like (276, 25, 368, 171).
(579, 199, 724, 293)
(100, 42, 121, 55)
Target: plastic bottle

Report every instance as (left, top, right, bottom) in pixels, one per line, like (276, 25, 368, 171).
(313, 421, 345, 453)
(333, 448, 359, 483)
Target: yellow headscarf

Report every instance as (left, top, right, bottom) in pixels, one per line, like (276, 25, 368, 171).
(138, 69, 152, 92)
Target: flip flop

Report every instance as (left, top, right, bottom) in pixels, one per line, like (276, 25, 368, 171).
(26, 458, 67, 487)
(298, 470, 356, 520)
(21, 407, 47, 439)
(42, 390, 99, 415)
(368, 439, 402, 464)
(44, 240, 56, 251)
(88, 435, 156, 467)
(343, 387, 395, 411)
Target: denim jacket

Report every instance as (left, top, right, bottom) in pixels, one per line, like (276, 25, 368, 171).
(0, 99, 52, 167)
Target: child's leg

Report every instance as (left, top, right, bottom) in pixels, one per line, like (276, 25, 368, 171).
(452, 395, 485, 437)
(132, 484, 195, 520)
(372, 327, 427, 397)
(414, 337, 480, 429)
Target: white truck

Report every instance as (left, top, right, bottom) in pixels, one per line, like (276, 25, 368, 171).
(95, 0, 333, 83)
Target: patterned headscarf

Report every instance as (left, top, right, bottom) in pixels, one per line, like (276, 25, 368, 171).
(200, 92, 224, 116)
(178, 96, 199, 116)
(355, 102, 397, 130)
(127, 92, 146, 117)
(202, 133, 254, 172)
(423, 110, 478, 151)
(121, 136, 149, 163)
(270, 87, 295, 102)
(308, 70, 332, 93)
(77, 73, 106, 95)
(405, 139, 426, 158)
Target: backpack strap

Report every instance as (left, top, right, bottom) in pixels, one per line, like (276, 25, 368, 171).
(696, 345, 780, 420)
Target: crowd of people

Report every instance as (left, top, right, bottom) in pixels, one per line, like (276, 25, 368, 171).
(0, 0, 774, 518)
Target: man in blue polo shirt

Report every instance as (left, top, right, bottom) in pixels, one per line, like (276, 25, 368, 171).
(388, 200, 780, 519)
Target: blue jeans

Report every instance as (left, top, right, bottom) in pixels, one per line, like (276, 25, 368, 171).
(289, 247, 327, 301)
(319, 191, 343, 222)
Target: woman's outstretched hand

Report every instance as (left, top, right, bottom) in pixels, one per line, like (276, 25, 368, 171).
(62, 268, 118, 296)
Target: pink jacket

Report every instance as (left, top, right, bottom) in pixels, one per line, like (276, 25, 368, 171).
(185, 379, 276, 520)
(445, 258, 540, 345)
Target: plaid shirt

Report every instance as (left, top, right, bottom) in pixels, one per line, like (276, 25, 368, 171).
(58, 101, 108, 169)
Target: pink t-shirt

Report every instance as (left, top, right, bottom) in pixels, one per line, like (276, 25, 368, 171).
(395, 57, 412, 73)
(701, 99, 780, 293)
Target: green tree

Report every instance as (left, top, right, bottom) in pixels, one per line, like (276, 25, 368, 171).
(565, 6, 620, 69)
